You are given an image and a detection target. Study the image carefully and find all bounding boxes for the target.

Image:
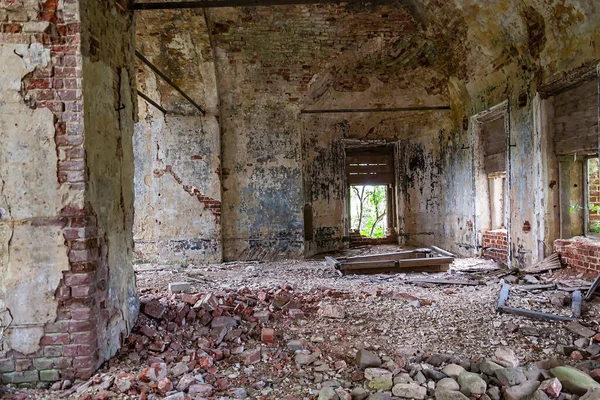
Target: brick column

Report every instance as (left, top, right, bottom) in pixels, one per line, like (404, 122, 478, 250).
(0, 0, 136, 386)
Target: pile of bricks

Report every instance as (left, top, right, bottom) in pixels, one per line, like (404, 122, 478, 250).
(482, 229, 508, 261)
(554, 239, 600, 273)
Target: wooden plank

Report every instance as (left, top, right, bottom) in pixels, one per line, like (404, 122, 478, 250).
(338, 250, 428, 263)
(513, 284, 556, 291)
(396, 257, 454, 268)
(347, 172, 394, 185)
(572, 290, 582, 318)
(340, 264, 448, 275)
(585, 273, 600, 301)
(406, 278, 480, 286)
(325, 256, 341, 269)
(430, 246, 454, 258)
(497, 283, 510, 308)
(340, 260, 397, 271)
(498, 305, 577, 322)
(347, 164, 393, 174)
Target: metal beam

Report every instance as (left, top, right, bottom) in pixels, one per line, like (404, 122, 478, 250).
(135, 50, 205, 115)
(137, 90, 167, 114)
(300, 106, 451, 114)
(133, 0, 342, 10)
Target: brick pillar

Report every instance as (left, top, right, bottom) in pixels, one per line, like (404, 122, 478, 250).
(0, 0, 137, 386)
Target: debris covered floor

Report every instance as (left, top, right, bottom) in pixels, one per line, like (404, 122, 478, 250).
(4, 246, 600, 400)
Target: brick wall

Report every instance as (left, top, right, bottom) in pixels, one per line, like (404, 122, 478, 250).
(554, 239, 600, 273)
(0, 0, 135, 385)
(482, 229, 508, 261)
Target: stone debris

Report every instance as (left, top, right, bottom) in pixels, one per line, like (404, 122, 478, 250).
(5, 255, 600, 400)
(168, 281, 191, 294)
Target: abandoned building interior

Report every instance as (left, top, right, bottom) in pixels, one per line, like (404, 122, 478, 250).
(5, 0, 600, 398)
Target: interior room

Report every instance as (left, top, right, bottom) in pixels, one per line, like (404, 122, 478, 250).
(2, 0, 600, 399)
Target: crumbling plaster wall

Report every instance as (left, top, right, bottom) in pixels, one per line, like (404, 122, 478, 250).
(301, 77, 453, 256)
(79, 0, 138, 365)
(432, 0, 600, 267)
(0, 0, 137, 384)
(133, 10, 223, 264)
(129, 0, 600, 268)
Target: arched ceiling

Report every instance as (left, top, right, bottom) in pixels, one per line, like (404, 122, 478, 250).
(135, 0, 600, 113)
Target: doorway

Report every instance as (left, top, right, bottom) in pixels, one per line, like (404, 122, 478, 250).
(345, 145, 397, 245)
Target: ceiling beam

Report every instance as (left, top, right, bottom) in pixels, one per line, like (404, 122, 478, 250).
(133, 0, 344, 10)
(300, 106, 451, 114)
(136, 50, 206, 115)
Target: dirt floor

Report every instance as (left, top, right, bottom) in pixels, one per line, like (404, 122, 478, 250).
(3, 245, 600, 399)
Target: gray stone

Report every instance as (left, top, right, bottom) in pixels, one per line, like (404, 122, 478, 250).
(503, 381, 540, 400)
(365, 368, 393, 390)
(521, 326, 540, 336)
(434, 388, 469, 400)
(581, 388, 600, 400)
(168, 282, 191, 293)
(495, 368, 528, 386)
(530, 390, 551, 400)
(322, 380, 341, 388)
(164, 393, 185, 400)
(493, 347, 519, 368)
(576, 338, 590, 348)
(356, 349, 382, 369)
(457, 371, 487, 397)
(567, 321, 597, 338)
(427, 354, 452, 367)
(189, 384, 214, 397)
(424, 368, 448, 381)
(480, 359, 504, 376)
(351, 387, 369, 400)
(442, 364, 466, 379)
(392, 383, 427, 399)
(287, 340, 305, 351)
(394, 373, 413, 385)
(211, 315, 238, 328)
(487, 386, 501, 400)
(588, 345, 600, 357)
(295, 352, 319, 365)
(436, 378, 460, 391)
(321, 304, 345, 319)
(524, 365, 545, 382)
(318, 387, 338, 400)
(230, 387, 248, 399)
(367, 393, 393, 400)
(170, 362, 189, 377)
(39, 370, 60, 382)
(414, 371, 427, 385)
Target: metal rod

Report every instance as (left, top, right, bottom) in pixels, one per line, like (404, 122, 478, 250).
(300, 106, 451, 114)
(135, 50, 205, 115)
(137, 90, 168, 114)
(133, 0, 342, 10)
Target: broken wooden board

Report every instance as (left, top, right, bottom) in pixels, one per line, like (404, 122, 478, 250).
(336, 250, 430, 263)
(522, 253, 562, 273)
(513, 284, 556, 291)
(573, 290, 582, 318)
(327, 249, 453, 275)
(585, 273, 600, 301)
(406, 278, 481, 286)
(340, 265, 449, 275)
(497, 305, 576, 322)
(496, 283, 578, 321)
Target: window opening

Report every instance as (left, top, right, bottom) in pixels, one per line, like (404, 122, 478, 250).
(350, 185, 388, 238)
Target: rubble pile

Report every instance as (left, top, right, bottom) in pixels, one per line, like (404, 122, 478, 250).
(3, 253, 600, 400)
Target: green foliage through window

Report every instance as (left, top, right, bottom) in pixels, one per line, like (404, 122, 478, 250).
(350, 185, 388, 238)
